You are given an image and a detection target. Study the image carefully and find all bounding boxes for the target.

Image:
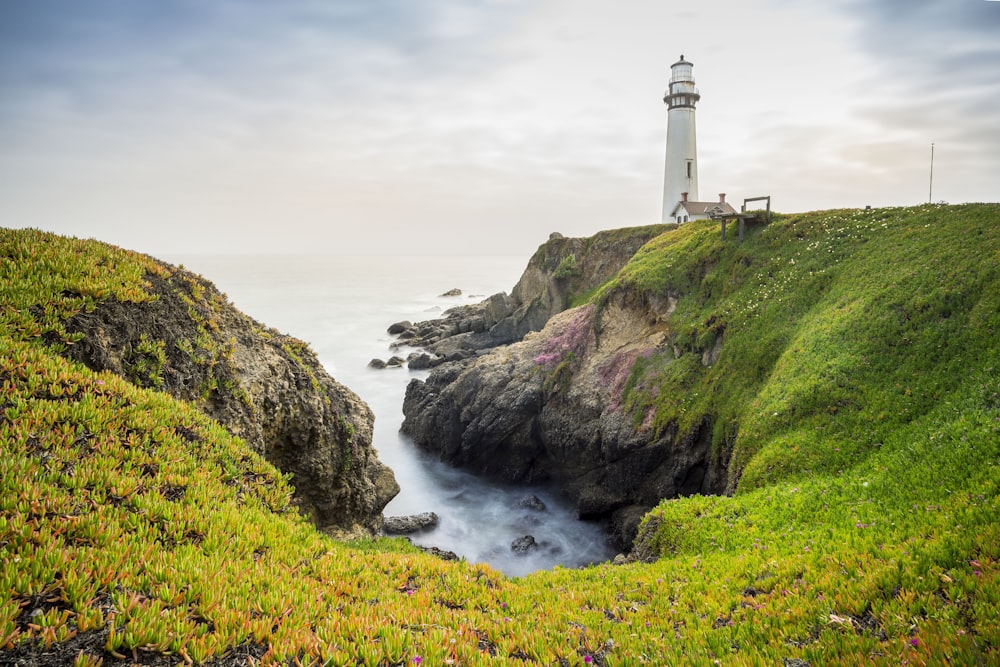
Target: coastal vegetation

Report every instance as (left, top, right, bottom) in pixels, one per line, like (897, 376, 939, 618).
(2, 203, 999, 665)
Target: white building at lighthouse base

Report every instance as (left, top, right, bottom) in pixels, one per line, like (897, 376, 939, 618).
(668, 192, 736, 224)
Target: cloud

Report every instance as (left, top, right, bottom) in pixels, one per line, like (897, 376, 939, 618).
(841, 0, 1000, 201)
(0, 0, 553, 254)
(844, 0, 1000, 92)
(0, 0, 996, 256)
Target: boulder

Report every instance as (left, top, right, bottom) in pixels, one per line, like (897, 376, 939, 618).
(406, 352, 440, 370)
(511, 535, 538, 554)
(368, 358, 387, 369)
(383, 512, 440, 535)
(387, 320, 412, 335)
(516, 495, 547, 512)
(417, 545, 460, 561)
(440, 288, 462, 297)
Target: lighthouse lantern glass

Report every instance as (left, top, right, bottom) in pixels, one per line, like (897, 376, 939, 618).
(672, 64, 693, 82)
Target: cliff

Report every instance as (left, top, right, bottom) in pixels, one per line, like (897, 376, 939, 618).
(1, 229, 397, 535)
(399, 226, 720, 547)
(402, 204, 1000, 548)
(389, 225, 672, 362)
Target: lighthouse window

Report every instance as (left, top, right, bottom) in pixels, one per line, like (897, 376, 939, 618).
(687, 162, 692, 178)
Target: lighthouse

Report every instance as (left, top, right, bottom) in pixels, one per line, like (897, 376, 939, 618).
(661, 55, 700, 223)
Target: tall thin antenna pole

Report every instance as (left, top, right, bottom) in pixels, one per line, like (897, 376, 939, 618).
(928, 143, 934, 204)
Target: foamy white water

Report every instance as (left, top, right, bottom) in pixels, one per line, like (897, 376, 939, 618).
(165, 254, 615, 577)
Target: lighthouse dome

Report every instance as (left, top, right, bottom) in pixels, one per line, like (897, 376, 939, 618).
(670, 55, 694, 83)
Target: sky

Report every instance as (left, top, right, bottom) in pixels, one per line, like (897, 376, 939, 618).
(1, 0, 998, 257)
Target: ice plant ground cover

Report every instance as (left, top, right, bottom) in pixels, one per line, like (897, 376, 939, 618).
(1, 205, 999, 665)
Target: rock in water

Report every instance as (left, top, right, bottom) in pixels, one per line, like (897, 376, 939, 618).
(387, 320, 412, 335)
(63, 262, 399, 537)
(440, 288, 462, 297)
(511, 535, 538, 554)
(516, 495, 547, 512)
(406, 352, 440, 370)
(383, 512, 440, 535)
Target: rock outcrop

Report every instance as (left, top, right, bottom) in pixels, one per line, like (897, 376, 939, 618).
(401, 227, 731, 549)
(511, 535, 538, 554)
(63, 265, 398, 536)
(383, 512, 440, 535)
(390, 225, 673, 361)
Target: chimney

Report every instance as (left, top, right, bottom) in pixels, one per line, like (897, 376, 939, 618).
(681, 192, 688, 202)
(719, 193, 726, 203)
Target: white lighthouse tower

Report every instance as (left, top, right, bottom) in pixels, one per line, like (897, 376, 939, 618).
(661, 55, 700, 223)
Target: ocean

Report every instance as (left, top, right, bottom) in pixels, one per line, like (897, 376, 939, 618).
(165, 254, 616, 577)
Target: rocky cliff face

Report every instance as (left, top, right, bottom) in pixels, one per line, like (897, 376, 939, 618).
(389, 226, 672, 363)
(64, 265, 398, 536)
(399, 225, 729, 548)
(504, 226, 674, 340)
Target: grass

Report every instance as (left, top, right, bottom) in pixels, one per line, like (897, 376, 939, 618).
(2, 206, 1000, 665)
(596, 205, 999, 473)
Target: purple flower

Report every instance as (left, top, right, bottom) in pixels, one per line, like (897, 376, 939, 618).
(533, 305, 594, 369)
(413, 657, 422, 665)
(584, 657, 592, 664)
(909, 638, 919, 648)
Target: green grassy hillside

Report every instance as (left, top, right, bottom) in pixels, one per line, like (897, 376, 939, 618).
(2, 206, 998, 665)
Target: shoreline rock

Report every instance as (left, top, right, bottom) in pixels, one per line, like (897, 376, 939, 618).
(416, 544, 460, 561)
(515, 495, 547, 512)
(383, 512, 440, 535)
(511, 535, 538, 554)
(387, 320, 412, 335)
